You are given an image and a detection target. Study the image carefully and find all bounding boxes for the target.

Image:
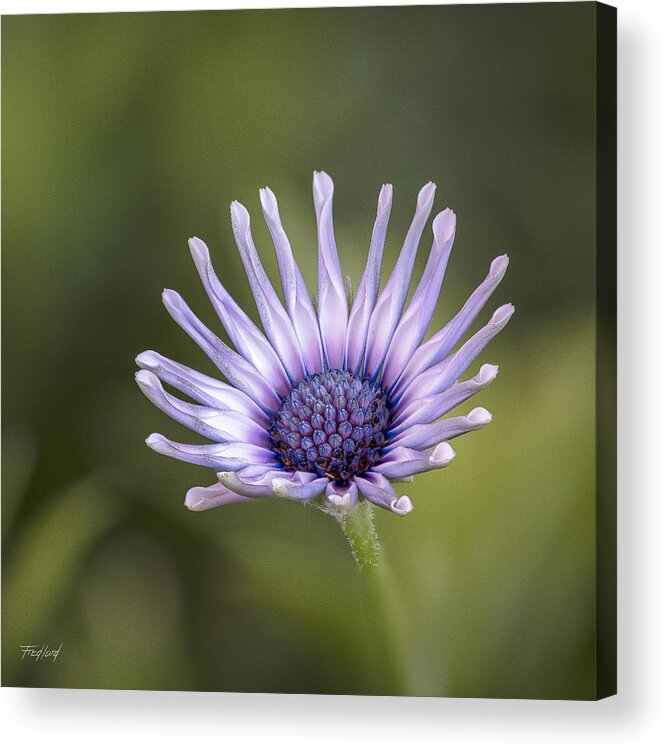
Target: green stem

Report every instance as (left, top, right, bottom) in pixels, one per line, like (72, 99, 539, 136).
(337, 501, 407, 694)
(338, 499, 380, 570)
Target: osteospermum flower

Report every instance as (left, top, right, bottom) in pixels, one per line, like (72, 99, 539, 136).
(136, 172, 512, 520)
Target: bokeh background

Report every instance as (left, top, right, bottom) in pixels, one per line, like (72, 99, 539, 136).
(3, 3, 599, 698)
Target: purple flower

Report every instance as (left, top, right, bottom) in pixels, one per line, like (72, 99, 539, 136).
(136, 172, 513, 517)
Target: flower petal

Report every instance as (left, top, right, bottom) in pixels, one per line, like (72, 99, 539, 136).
(373, 442, 456, 480)
(162, 288, 281, 412)
(136, 370, 270, 445)
(217, 466, 291, 498)
(394, 304, 513, 409)
(354, 473, 413, 516)
(185, 482, 258, 511)
(363, 182, 437, 379)
(146, 433, 278, 471)
(260, 187, 324, 375)
(271, 471, 329, 501)
(391, 254, 509, 399)
(135, 350, 268, 425)
(230, 200, 306, 382)
(381, 208, 456, 388)
(188, 237, 291, 394)
(325, 480, 359, 514)
(344, 184, 393, 374)
(313, 171, 348, 369)
(388, 407, 492, 452)
(391, 363, 499, 431)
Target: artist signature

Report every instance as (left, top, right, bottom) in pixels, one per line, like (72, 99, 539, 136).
(19, 643, 63, 663)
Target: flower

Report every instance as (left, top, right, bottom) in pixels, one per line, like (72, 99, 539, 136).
(136, 172, 512, 517)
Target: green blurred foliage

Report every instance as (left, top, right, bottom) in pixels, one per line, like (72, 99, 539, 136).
(2, 4, 598, 697)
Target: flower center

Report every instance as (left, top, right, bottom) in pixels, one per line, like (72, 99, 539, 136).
(269, 369, 390, 483)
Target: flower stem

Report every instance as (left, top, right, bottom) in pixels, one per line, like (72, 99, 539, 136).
(337, 501, 407, 694)
(337, 499, 380, 570)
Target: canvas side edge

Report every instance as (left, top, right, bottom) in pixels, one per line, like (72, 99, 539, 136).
(595, 0, 617, 701)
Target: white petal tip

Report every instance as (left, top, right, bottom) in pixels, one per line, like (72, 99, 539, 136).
(188, 237, 210, 265)
(145, 433, 162, 448)
(468, 407, 492, 425)
(492, 303, 515, 326)
(161, 288, 182, 309)
(271, 478, 288, 497)
(490, 254, 510, 277)
(392, 496, 413, 515)
(135, 369, 157, 389)
(327, 492, 351, 509)
(312, 172, 333, 214)
(430, 442, 456, 466)
(417, 181, 436, 208)
(259, 186, 278, 217)
(433, 208, 456, 245)
(184, 487, 210, 511)
(477, 363, 500, 384)
(230, 200, 250, 230)
(135, 350, 159, 369)
(378, 183, 393, 209)
(313, 170, 333, 185)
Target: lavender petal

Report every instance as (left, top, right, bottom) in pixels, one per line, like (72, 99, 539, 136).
(373, 442, 456, 479)
(391, 363, 499, 431)
(185, 482, 259, 511)
(381, 208, 456, 388)
(135, 350, 269, 425)
(363, 182, 436, 379)
(136, 370, 270, 445)
(313, 171, 348, 369)
(344, 184, 392, 374)
(162, 288, 281, 412)
(145, 433, 278, 471)
(230, 201, 306, 382)
(325, 479, 359, 514)
(391, 254, 509, 399)
(188, 236, 291, 394)
(217, 466, 293, 498)
(354, 473, 413, 516)
(271, 471, 329, 501)
(388, 407, 492, 452)
(260, 187, 324, 375)
(395, 304, 513, 409)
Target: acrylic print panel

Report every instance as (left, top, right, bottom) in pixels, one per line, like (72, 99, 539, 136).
(1, 2, 616, 699)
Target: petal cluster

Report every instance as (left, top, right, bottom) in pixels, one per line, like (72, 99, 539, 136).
(136, 172, 513, 517)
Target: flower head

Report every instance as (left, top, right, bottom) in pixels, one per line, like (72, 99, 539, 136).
(136, 172, 512, 518)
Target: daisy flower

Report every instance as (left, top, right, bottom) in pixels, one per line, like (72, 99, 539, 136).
(136, 172, 512, 523)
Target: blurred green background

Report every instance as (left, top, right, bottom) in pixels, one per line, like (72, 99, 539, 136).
(2, 4, 598, 698)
